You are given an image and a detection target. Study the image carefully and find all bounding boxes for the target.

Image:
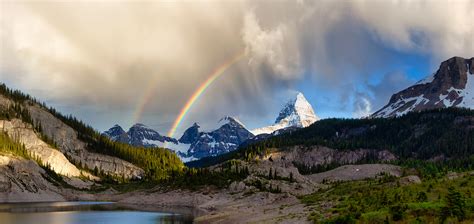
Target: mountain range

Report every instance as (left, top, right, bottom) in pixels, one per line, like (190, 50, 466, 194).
(105, 56, 474, 162)
(103, 92, 319, 161)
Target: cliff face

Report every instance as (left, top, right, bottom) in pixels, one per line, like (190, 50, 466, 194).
(0, 119, 84, 177)
(27, 104, 144, 179)
(0, 155, 65, 202)
(0, 94, 144, 180)
(373, 57, 474, 118)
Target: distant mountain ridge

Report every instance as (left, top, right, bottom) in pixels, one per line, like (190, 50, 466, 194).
(372, 56, 474, 118)
(103, 116, 254, 161)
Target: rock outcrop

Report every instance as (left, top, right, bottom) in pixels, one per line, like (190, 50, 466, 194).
(0, 119, 84, 177)
(0, 155, 65, 202)
(307, 164, 402, 183)
(261, 145, 397, 167)
(27, 104, 144, 179)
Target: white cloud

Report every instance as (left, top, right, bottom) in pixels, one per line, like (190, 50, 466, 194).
(353, 94, 372, 118)
(242, 11, 301, 80)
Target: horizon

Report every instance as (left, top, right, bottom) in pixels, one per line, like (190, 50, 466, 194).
(1, 1, 473, 135)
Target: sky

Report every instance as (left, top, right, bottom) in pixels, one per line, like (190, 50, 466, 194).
(1, 0, 473, 137)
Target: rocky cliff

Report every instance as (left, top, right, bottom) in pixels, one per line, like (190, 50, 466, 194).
(0, 94, 144, 180)
(0, 119, 84, 177)
(373, 57, 474, 118)
(0, 155, 65, 202)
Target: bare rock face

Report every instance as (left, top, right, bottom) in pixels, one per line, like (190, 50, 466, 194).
(399, 175, 422, 185)
(27, 105, 144, 179)
(228, 145, 399, 195)
(228, 181, 247, 193)
(0, 155, 65, 202)
(307, 164, 402, 183)
(373, 57, 474, 118)
(0, 119, 84, 177)
(262, 145, 397, 167)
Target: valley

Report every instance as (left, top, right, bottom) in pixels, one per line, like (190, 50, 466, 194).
(0, 57, 473, 223)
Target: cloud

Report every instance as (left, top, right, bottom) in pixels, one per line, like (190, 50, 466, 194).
(353, 92, 372, 118)
(367, 71, 417, 111)
(351, 0, 474, 60)
(1, 0, 472, 132)
(242, 11, 301, 80)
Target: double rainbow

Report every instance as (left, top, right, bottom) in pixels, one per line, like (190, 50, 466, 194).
(133, 49, 246, 139)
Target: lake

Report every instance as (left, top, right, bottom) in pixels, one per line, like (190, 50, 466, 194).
(0, 201, 194, 224)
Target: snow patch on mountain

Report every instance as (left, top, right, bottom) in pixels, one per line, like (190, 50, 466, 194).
(415, 73, 435, 85)
(218, 116, 246, 128)
(457, 68, 474, 109)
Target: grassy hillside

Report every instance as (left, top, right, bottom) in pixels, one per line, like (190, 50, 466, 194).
(302, 172, 474, 223)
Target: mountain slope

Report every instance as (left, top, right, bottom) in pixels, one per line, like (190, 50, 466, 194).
(252, 92, 319, 135)
(185, 116, 254, 159)
(128, 123, 178, 146)
(0, 83, 183, 182)
(372, 56, 474, 118)
(179, 123, 200, 144)
(103, 124, 129, 143)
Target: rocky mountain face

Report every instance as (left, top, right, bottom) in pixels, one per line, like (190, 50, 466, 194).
(0, 94, 143, 180)
(128, 123, 178, 146)
(0, 118, 85, 178)
(26, 104, 144, 179)
(252, 92, 319, 135)
(103, 123, 178, 149)
(178, 123, 200, 144)
(185, 117, 254, 159)
(103, 124, 129, 143)
(0, 155, 65, 202)
(104, 117, 254, 161)
(372, 56, 474, 118)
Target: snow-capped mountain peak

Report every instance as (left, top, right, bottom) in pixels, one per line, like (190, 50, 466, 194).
(103, 124, 128, 142)
(252, 92, 319, 135)
(275, 92, 319, 127)
(218, 116, 246, 129)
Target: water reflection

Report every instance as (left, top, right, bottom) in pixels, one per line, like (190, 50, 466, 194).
(0, 202, 194, 224)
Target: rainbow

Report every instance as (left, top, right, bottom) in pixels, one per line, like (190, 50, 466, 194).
(167, 49, 246, 138)
(132, 75, 162, 124)
(132, 49, 246, 138)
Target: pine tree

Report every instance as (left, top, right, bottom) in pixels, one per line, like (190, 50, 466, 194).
(440, 187, 466, 222)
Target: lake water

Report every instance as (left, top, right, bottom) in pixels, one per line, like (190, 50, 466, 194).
(0, 201, 194, 224)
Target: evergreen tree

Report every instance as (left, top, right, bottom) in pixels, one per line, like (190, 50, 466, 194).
(440, 187, 466, 222)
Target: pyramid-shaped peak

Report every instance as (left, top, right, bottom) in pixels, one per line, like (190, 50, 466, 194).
(131, 123, 148, 128)
(104, 124, 126, 135)
(218, 116, 246, 128)
(275, 92, 319, 126)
